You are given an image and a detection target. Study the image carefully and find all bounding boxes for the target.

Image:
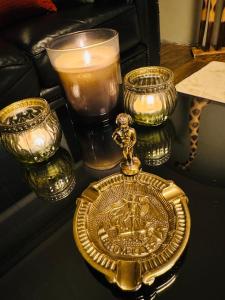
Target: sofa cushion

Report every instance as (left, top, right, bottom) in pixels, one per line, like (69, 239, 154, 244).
(0, 39, 40, 109)
(2, 3, 141, 88)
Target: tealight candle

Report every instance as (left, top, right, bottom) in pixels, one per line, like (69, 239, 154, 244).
(124, 67, 177, 126)
(17, 128, 55, 154)
(0, 98, 62, 164)
(133, 95, 163, 114)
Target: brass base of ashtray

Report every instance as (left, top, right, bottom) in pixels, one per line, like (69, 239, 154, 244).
(73, 171, 190, 291)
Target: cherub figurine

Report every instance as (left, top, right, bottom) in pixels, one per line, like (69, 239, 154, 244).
(112, 113, 141, 175)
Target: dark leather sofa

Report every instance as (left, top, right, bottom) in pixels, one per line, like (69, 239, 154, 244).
(0, 0, 160, 109)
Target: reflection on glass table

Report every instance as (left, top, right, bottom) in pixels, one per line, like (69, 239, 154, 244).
(176, 98, 209, 170)
(1, 95, 225, 299)
(136, 120, 175, 167)
(87, 251, 186, 300)
(25, 147, 76, 202)
(170, 96, 225, 187)
(76, 121, 122, 170)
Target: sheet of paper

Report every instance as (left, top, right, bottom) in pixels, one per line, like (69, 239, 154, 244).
(175, 61, 225, 103)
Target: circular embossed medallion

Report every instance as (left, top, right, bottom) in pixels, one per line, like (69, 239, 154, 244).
(73, 172, 190, 291)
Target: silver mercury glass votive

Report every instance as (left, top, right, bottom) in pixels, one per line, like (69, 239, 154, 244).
(0, 98, 62, 164)
(124, 66, 177, 126)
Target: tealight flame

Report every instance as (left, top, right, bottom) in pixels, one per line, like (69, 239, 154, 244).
(34, 136, 45, 148)
(147, 95, 154, 105)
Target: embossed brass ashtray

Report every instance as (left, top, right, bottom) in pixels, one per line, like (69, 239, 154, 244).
(73, 114, 190, 291)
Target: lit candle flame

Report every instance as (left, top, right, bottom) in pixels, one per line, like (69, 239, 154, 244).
(133, 94, 162, 114)
(34, 136, 45, 148)
(84, 50, 91, 65)
(147, 95, 154, 105)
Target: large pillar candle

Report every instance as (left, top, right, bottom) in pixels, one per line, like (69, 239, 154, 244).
(47, 29, 121, 117)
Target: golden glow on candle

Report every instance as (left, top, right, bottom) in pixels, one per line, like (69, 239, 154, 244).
(147, 95, 154, 104)
(34, 136, 45, 148)
(52, 45, 120, 116)
(17, 128, 53, 153)
(124, 66, 176, 126)
(47, 29, 121, 118)
(133, 94, 162, 114)
(54, 45, 117, 70)
(83, 50, 91, 65)
(0, 98, 62, 163)
(79, 39, 85, 48)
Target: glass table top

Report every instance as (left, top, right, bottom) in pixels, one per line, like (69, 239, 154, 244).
(0, 94, 225, 300)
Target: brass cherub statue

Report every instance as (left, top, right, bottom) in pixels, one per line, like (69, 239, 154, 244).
(112, 113, 141, 175)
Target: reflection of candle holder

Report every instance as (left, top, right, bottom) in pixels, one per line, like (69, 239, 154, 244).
(77, 122, 122, 170)
(0, 98, 62, 164)
(25, 147, 76, 201)
(46, 29, 121, 121)
(136, 120, 175, 167)
(124, 67, 177, 126)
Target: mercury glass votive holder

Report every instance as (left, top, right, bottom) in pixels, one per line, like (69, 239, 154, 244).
(0, 98, 62, 164)
(124, 66, 177, 126)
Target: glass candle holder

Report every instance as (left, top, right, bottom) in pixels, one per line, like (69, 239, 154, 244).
(25, 148, 76, 201)
(0, 98, 62, 164)
(124, 66, 177, 126)
(46, 29, 121, 119)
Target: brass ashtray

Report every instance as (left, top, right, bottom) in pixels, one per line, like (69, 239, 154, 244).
(73, 114, 190, 291)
